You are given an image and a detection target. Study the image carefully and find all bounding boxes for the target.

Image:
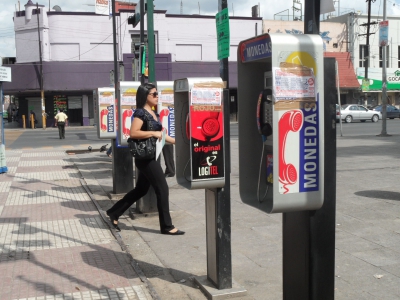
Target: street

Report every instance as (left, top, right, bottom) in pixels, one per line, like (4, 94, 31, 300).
(4, 119, 400, 150)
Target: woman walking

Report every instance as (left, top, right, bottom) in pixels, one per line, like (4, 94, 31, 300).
(106, 83, 184, 235)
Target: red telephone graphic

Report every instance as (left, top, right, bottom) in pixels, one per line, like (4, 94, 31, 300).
(186, 111, 221, 141)
(278, 109, 304, 193)
(122, 109, 133, 137)
(159, 108, 170, 134)
(100, 109, 108, 132)
(202, 112, 220, 139)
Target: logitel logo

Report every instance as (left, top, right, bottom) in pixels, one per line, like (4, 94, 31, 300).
(198, 156, 218, 176)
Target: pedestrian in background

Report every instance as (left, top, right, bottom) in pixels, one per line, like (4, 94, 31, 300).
(55, 109, 68, 139)
(106, 146, 112, 158)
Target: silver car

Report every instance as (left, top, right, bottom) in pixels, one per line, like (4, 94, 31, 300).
(336, 104, 381, 123)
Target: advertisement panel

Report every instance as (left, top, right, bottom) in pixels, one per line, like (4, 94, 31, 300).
(189, 87, 224, 182)
(357, 68, 400, 90)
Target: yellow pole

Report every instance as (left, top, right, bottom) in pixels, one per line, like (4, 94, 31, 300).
(22, 115, 26, 129)
(30, 114, 34, 129)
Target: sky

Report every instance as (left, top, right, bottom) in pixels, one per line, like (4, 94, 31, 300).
(0, 0, 399, 59)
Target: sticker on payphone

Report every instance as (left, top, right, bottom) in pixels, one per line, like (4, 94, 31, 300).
(189, 105, 224, 181)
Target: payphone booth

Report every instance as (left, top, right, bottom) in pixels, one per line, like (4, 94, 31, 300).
(174, 78, 225, 189)
(237, 33, 324, 213)
(117, 81, 141, 146)
(174, 77, 234, 294)
(94, 87, 116, 139)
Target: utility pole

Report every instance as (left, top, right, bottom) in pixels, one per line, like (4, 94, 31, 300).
(140, 0, 145, 84)
(380, 0, 389, 136)
(36, 3, 46, 129)
(111, 0, 134, 194)
(359, 0, 377, 100)
(147, 0, 155, 83)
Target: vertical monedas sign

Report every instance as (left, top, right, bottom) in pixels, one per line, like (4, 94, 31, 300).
(216, 8, 230, 60)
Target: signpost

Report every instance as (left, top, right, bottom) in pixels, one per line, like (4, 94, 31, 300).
(0, 63, 10, 173)
(216, 8, 230, 60)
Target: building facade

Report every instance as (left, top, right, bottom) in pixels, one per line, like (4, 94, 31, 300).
(3, 1, 262, 127)
(328, 12, 400, 107)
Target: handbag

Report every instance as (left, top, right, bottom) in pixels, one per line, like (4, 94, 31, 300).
(127, 109, 157, 160)
(128, 137, 156, 159)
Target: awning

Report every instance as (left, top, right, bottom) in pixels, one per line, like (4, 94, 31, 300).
(324, 52, 360, 89)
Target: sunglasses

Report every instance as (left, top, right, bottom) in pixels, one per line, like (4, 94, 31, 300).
(149, 92, 158, 97)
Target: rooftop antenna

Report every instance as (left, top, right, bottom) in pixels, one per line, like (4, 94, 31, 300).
(198, 2, 200, 14)
(180, 0, 183, 14)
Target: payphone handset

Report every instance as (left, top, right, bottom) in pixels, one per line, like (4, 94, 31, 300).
(256, 89, 273, 142)
(257, 89, 273, 203)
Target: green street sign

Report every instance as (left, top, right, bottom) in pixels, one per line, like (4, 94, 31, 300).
(361, 78, 369, 92)
(216, 8, 230, 60)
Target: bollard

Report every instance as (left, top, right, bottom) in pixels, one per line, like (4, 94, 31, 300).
(22, 115, 26, 129)
(30, 114, 34, 129)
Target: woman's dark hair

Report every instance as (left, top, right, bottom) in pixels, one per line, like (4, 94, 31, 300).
(136, 83, 156, 108)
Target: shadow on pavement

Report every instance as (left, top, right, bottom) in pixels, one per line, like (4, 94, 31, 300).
(355, 190, 400, 201)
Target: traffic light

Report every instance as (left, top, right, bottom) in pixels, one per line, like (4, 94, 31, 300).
(133, 43, 140, 60)
(128, 15, 137, 27)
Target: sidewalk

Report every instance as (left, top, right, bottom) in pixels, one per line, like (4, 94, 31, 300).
(0, 150, 152, 300)
(2, 133, 400, 299)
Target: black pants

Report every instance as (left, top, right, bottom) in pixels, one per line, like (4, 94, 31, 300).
(162, 144, 175, 177)
(57, 122, 65, 139)
(106, 158, 174, 232)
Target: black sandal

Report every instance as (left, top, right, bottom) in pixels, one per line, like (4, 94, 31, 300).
(161, 228, 185, 235)
(106, 211, 120, 232)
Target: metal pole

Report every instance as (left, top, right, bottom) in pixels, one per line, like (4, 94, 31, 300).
(215, 0, 232, 289)
(336, 60, 343, 136)
(36, 3, 46, 129)
(111, 0, 134, 194)
(282, 0, 335, 299)
(380, 0, 388, 135)
(365, 0, 372, 80)
(0, 82, 4, 145)
(140, 0, 145, 84)
(135, 0, 158, 214)
(147, 0, 155, 83)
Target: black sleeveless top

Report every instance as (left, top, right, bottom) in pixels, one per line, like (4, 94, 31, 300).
(133, 108, 162, 131)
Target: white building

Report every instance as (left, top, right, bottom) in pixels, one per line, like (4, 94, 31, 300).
(328, 12, 400, 107)
(5, 1, 262, 127)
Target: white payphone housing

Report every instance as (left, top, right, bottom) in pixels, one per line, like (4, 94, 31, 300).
(237, 33, 325, 213)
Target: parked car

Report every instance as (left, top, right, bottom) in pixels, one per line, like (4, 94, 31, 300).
(336, 104, 381, 123)
(371, 105, 400, 119)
